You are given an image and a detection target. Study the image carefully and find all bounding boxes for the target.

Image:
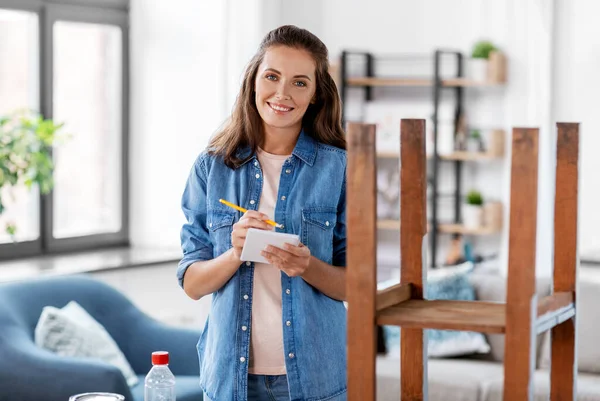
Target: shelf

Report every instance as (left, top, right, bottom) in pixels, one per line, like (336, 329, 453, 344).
(439, 152, 503, 161)
(377, 219, 400, 230)
(346, 77, 503, 88)
(377, 220, 501, 235)
(442, 78, 504, 87)
(346, 77, 433, 87)
(376, 299, 506, 333)
(377, 151, 503, 161)
(376, 152, 401, 159)
(341, 49, 507, 270)
(438, 223, 501, 235)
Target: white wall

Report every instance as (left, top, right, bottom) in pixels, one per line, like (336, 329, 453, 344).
(129, 0, 229, 249)
(552, 0, 600, 260)
(128, 0, 297, 250)
(128, 0, 595, 278)
(276, 0, 555, 273)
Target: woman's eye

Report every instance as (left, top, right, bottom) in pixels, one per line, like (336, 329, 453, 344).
(294, 81, 307, 87)
(266, 74, 277, 81)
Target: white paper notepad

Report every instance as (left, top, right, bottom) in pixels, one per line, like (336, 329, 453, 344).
(240, 228, 300, 264)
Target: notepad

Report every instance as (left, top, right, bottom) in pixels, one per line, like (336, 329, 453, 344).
(240, 228, 300, 264)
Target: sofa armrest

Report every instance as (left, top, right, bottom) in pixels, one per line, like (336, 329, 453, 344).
(0, 340, 132, 401)
(125, 314, 202, 376)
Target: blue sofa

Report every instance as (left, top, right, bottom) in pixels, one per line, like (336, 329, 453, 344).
(0, 274, 203, 401)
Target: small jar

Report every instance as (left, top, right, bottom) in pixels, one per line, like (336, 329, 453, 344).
(69, 393, 125, 401)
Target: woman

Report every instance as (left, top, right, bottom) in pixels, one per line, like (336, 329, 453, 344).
(177, 25, 347, 401)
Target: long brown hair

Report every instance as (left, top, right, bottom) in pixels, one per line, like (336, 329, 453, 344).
(208, 25, 346, 169)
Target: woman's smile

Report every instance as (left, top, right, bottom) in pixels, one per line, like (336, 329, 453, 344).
(267, 102, 295, 114)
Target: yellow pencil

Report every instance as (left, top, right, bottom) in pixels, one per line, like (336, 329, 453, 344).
(219, 199, 283, 229)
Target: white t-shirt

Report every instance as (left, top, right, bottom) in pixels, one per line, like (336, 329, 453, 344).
(248, 148, 290, 375)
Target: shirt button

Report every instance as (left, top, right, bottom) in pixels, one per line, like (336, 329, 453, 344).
(243, 294, 249, 300)
(288, 353, 295, 359)
(286, 321, 291, 326)
(285, 169, 291, 174)
(254, 161, 258, 166)
(240, 357, 246, 363)
(245, 261, 251, 266)
(250, 200, 256, 205)
(255, 174, 260, 179)
(281, 196, 286, 201)
(286, 289, 290, 295)
(325, 221, 330, 227)
(209, 223, 213, 228)
(242, 326, 248, 331)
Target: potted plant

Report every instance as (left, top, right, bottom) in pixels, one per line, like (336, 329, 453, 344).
(0, 109, 66, 240)
(467, 40, 498, 82)
(468, 129, 486, 153)
(463, 190, 484, 229)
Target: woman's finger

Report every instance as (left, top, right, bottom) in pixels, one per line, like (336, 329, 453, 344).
(283, 243, 309, 257)
(242, 210, 270, 221)
(262, 250, 284, 268)
(242, 217, 273, 231)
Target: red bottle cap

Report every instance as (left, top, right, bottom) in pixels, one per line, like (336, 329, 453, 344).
(152, 351, 169, 365)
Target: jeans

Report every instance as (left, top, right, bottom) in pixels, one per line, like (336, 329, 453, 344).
(204, 374, 290, 401)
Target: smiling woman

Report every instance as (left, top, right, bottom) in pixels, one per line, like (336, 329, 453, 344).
(254, 47, 316, 134)
(206, 25, 345, 169)
(177, 25, 348, 401)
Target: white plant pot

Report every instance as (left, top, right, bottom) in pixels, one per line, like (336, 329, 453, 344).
(466, 58, 488, 82)
(463, 204, 483, 229)
(467, 138, 481, 153)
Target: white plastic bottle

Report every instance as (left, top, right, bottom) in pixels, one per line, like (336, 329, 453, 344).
(144, 351, 176, 401)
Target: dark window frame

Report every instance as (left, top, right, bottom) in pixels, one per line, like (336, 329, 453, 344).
(0, 0, 130, 260)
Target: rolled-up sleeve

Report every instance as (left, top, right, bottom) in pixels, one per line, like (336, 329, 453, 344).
(332, 171, 347, 267)
(177, 154, 213, 288)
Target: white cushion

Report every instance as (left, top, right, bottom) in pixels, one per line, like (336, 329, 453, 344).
(34, 301, 138, 387)
(481, 369, 600, 401)
(539, 280, 600, 374)
(377, 356, 504, 401)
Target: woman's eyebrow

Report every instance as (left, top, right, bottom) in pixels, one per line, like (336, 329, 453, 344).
(264, 67, 312, 81)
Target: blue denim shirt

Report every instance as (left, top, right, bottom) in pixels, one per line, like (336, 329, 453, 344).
(177, 130, 347, 401)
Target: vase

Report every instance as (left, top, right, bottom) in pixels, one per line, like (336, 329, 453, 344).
(463, 204, 483, 229)
(466, 58, 488, 82)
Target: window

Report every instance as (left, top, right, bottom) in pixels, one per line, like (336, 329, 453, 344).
(0, 9, 40, 246)
(52, 21, 123, 238)
(0, 1, 129, 259)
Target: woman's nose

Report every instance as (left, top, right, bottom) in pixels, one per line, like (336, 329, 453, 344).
(275, 82, 291, 100)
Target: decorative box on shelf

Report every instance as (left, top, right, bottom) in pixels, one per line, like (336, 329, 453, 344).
(466, 51, 507, 84)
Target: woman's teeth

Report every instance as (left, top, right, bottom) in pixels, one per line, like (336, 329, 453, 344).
(269, 103, 292, 112)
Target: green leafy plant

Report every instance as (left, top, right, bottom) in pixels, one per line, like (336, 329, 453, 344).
(471, 41, 498, 59)
(465, 190, 483, 206)
(0, 109, 67, 239)
(470, 129, 481, 139)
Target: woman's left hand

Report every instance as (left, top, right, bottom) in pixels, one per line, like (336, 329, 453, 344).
(261, 243, 311, 277)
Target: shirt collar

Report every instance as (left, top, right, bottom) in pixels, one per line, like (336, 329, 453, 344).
(291, 128, 317, 166)
(234, 128, 317, 169)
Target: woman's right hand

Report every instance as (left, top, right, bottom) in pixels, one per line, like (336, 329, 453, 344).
(231, 210, 274, 260)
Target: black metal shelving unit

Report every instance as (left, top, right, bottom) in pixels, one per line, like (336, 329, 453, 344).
(339, 49, 466, 268)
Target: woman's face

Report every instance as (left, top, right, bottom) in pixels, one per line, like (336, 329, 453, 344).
(254, 45, 317, 132)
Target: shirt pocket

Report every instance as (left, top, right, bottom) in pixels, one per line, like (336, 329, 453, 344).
(301, 207, 337, 264)
(207, 210, 236, 257)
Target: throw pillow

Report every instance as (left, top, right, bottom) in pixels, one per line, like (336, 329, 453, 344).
(34, 301, 138, 387)
(382, 262, 491, 358)
(425, 262, 490, 357)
